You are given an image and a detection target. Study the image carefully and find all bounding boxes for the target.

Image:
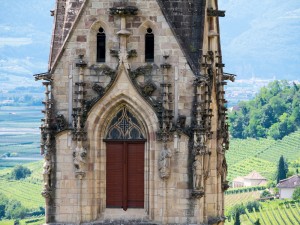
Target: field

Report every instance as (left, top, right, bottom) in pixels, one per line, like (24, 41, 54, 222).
(226, 131, 300, 181)
(0, 106, 42, 169)
(0, 216, 45, 225)
(225, 190, 261, 209)
(225, 200, 300, 225)
(0, 161, 44, 210)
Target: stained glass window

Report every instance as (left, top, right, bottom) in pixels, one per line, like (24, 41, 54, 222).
(106, 107, 145, 140)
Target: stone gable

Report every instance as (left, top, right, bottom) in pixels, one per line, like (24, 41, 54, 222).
(35, 0, 231, 224)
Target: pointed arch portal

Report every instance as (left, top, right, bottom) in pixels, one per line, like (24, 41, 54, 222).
(104, 107, 146, 211)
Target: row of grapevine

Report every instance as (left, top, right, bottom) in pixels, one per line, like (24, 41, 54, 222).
(226, 130, 300, 182)
(227, 157, 276, 181)
(0, 179, 43, 209)
(225, 203, 300, 225)
(225, 191, 260, 208)
(259, 130, 300, 162)
(225, 185, 266, 195)
(226, 138, 275, 166)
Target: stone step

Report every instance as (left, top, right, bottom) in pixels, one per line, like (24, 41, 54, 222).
(91, 221, 159, 225)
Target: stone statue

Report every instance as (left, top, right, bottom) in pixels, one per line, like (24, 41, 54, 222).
(73, 146, 87, 172)
(193, 155, 203, 190)
(222, 158, 228, 181)
(43, 154, 52, 189)
(158, 147, 172, 179)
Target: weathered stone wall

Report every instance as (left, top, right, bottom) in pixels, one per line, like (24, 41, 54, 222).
(44, 0, 227, 224)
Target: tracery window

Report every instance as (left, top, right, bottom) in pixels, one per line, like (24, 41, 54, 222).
(106, 107, 145, 140)
(145, 28, 154, 62)
(97, 27, 106, 62)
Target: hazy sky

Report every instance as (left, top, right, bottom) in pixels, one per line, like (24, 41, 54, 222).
(0, 0, 299, 89)
(219, 0, 300, 80)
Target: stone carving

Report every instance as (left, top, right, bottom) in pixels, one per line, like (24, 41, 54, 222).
(73, 146, 87, 172)
(127, 49, 137, 58)
(158, 147, 172, 179)
(207, 8, 226, 17)
(222, 73, 236, 82)
(72, 55, 88, 178)
(41, 188, 52, 199)
(110, 49, 119, 57)
(193, 155, 204, 191)
(130, 64, 153, 80)
(34, 72, 52, 81)
(43, 153, 52, 190)
(109, 6, 138, 16)
(141, 81, 156, 97)
(86, 65, 117, 112)
(217, 148, 229, 191)
(56, 114, 67, 132)
(92, 83, 105, 96)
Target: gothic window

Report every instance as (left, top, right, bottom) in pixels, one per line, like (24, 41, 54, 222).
(106, 107, 145, 140)
(97, 27, 106, 62)
(145, 28, 154, 62)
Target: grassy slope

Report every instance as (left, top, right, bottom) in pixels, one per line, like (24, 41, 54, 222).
(225, 200, 300, 225)
(0, 161, 44, 210)
(225, 191, 261, 208)
(226, 130, 300, 181)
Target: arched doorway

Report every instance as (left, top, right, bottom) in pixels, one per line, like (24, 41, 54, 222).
(104, 107, 146, 211)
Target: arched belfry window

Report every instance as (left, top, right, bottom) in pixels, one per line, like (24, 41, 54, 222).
(145, 28, 154, 62)
(97, 27, 106, 62)
(106, 107, 145, 140)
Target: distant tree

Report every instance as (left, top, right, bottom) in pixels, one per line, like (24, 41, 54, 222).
(0, 193, 9, 219)
(276, 156, 288, 183)
(260, 190, 272, 198)
(227, 203, 246, 217)
(234, 211, 241, 225)
(292, 187, 300, 200)
(10, 165, 31, 180)
(228, 80, 300, 139)
(5, 200, 27, 219)
(245, 201, 261, 212)
(254, 219, 261, 225)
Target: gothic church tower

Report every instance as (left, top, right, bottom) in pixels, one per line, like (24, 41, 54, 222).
(35, 0, 233, 224)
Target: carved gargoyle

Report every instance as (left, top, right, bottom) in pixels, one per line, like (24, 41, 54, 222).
(223, 73, 236, 82)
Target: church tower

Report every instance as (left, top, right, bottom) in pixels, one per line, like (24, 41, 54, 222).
(35, 0, 233, 224)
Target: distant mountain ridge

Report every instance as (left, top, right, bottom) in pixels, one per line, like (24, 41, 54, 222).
(0, 0, 54, 91)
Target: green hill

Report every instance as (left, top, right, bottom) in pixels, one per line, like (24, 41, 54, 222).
(0, 161, 43, 210)
(228, 80, 300, 140)
(227, 130, 300, 181)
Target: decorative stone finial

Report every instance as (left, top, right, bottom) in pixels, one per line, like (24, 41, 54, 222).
(75, 55, 87, 68)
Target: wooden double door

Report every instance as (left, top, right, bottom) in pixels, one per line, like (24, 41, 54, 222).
(106, 141, 145, 210)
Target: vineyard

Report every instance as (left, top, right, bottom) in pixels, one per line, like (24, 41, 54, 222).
(226, 130, 300, 181)
(0, 216, 45, 225)
(225, 201, 300, 225)
(0, 161, 44, 210)
(225, 190, 261, 208)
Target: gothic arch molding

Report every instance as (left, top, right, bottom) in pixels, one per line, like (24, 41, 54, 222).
(89, 20, 114, 64)
(136, 20, 160, 35)
(85, 92, 159, 219)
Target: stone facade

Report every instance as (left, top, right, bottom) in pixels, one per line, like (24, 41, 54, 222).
(35, 0, 232, 224)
